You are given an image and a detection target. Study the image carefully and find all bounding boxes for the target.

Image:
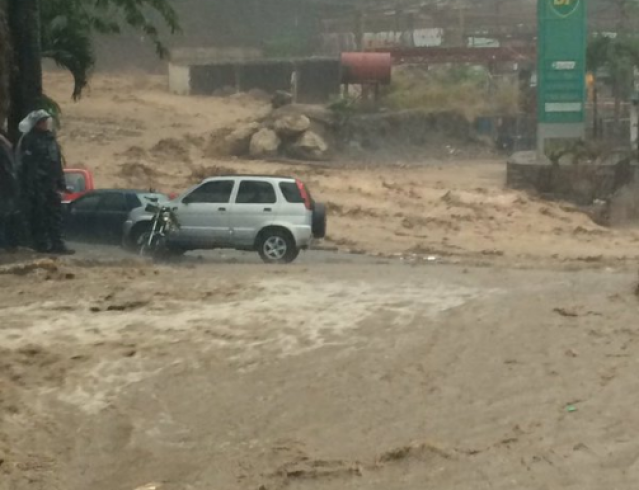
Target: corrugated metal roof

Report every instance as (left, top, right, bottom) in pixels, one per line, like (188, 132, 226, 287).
(170, 53, 339, 68)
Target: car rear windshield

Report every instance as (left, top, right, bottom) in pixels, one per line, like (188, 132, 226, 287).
(64, 173, 87, 192)
(279, 182, 309, 203)
(139, 193, 168, 202)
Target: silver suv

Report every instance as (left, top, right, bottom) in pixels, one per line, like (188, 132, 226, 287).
(122, 175, 326, 263)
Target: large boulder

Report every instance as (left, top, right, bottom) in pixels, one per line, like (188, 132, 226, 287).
(289, 130, 329, 161)
(249, 128, 281, 158)
(225, 122, 261, 156)
(273, 114, 311, 137)
(268, 104, 336, 128)
(271, 91, 293, 109)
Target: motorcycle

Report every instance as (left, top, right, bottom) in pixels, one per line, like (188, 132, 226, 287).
(138, 199, 180, 259)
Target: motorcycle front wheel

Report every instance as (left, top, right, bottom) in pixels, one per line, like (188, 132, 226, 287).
(138, 231, 164, 258)
(138, 232, 185, 261)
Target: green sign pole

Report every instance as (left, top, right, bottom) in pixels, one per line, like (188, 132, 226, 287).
(537, 0, 587, 156)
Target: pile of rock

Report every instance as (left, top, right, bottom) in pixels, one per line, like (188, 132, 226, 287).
(224, 110, 330, 161)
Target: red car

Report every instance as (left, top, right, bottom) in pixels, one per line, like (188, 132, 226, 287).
(63, 168, 94, 204)
(62, 167, 178, 206)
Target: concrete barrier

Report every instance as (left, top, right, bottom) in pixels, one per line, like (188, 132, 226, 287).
(506, 151, 639, 205)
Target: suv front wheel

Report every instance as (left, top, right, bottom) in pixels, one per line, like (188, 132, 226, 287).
(257, 229, 299, 264)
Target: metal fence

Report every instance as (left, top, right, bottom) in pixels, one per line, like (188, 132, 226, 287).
(486, 101, 636, 154)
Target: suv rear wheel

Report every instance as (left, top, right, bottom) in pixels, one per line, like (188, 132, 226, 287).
(312, 202, 327, 239)
(257, 229, 299, 264)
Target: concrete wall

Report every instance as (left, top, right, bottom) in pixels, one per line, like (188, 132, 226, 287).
(240, 63, 293, 93)
(297, 60, 341, 103)
(171, 47, 262, 65)
(168, 58, 341, 103)
(507, 152, 639, 205)
(190, 65, 237, 95)
(168, 64, 191, 96)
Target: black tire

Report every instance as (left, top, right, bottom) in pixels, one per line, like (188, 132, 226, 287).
(137, 231, 160, 257)
(312, 202, 327, 239)
(125, 222, 152, 252)
(257, 229, 299, 264)
(138, 232, 185, 262)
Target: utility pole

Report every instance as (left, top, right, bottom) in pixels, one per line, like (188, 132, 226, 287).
(355, 0, 367, 50)
(457, 0, 466, 47)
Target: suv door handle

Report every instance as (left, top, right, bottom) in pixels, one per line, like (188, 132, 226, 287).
(218, 207, 227, 211)
(264, 207, 272, 212)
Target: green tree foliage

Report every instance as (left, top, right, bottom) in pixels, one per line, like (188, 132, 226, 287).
(41, 0, 181, 99)
(2, 0, 180, 137)
(587, 35, 639, 136)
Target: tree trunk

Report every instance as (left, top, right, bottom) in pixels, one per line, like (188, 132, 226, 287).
(614, 92, 621, 142)
(7, 0, 42, 142)
(0, 5, 10, 126)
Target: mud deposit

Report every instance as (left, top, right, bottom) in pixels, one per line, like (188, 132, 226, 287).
(1, 259, 639, 489)
(2, 71, 639, 490)
(41, 72, 639, 268)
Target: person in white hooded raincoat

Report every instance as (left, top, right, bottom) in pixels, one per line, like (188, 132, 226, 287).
(16, 110, 74, 254)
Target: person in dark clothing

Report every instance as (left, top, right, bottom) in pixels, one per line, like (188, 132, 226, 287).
(0, 130, 20, 251)
(17, 110, 74, 255)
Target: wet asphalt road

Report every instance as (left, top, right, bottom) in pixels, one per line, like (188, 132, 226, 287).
(67, 241, 389, 266)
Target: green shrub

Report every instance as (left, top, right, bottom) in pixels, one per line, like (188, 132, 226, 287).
(383, 66, 520, 120)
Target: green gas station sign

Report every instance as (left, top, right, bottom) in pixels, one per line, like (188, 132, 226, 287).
(537, 0, 586, 125)
(549, 0, 582, 18)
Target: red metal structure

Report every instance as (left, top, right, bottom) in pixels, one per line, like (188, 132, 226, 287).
(377, 46, 537, 66)
(340, 52, 392, 85)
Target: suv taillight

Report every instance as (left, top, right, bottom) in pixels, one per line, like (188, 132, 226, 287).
(296, 179, 312, 210)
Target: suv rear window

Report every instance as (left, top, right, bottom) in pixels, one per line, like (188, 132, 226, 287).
(279, 182, 305, 203)
(236, 181, 276, 204)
